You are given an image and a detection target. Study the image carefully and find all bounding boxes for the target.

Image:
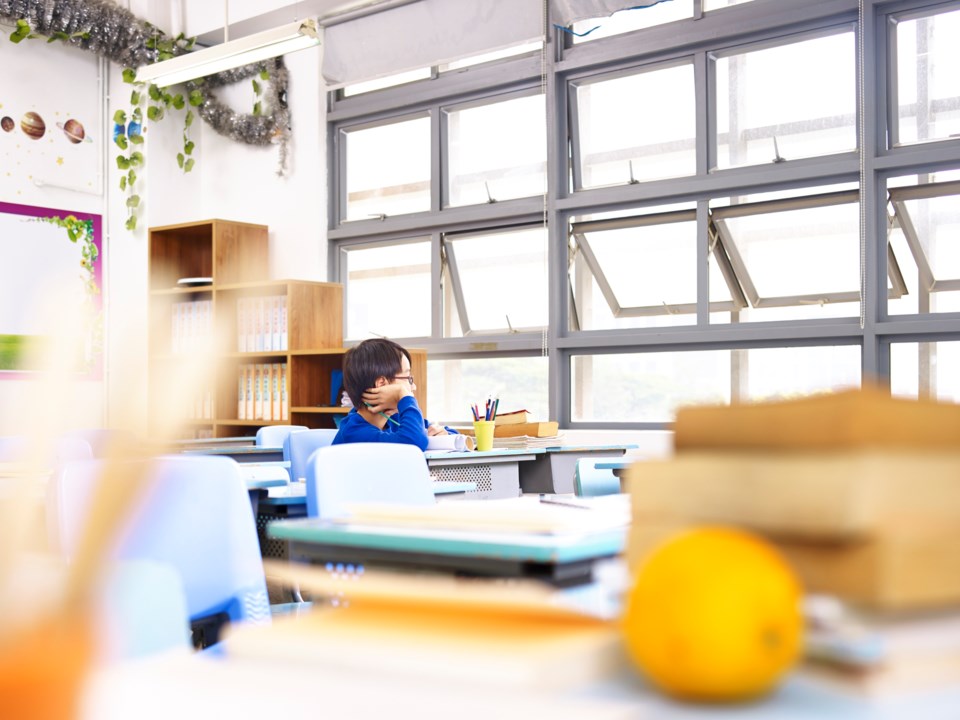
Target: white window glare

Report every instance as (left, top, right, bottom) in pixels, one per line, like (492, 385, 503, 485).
(342, 67, 433, 97)
(570, 1, 693, 43)
(575, 63, 696, 189)
(344, 117, 431, 222)
(715, 32, 857, 169)
(342, 240, 432, 341)
(441, 41, 543, 72)
(896, 8, 960, 146)
(446, 94, 546, 207)
(443, 226, 548, 335)
(703, 0, 755, 11)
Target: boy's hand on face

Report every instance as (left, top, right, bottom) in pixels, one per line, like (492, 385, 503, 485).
(362, 381, 412, 415)
(426, 423, 447, 437)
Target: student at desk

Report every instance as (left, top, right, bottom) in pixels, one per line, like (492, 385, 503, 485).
(333, 338, 457, 450)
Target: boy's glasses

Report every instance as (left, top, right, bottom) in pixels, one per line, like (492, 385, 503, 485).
(393, 375, 415, 386)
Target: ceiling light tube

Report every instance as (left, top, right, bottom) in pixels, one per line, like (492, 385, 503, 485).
(136, 18, 320, 88)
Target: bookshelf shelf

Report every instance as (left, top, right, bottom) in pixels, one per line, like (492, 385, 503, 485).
(289, 406, 351, 415)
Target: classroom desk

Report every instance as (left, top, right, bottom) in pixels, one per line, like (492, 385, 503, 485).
(425, 448, 539, 499)
(80, 625, 960, 720)
(519, 445, 634, 494)
(182, 445, 284, 463)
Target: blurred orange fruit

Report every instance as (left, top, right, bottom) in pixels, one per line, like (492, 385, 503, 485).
(622, 526, 803, 702)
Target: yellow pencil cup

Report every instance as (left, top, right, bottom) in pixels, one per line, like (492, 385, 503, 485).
(473, 420, 495, 452)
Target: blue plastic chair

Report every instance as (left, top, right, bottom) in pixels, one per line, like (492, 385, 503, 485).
(48, 455, 270, 648)
(255, 424, 308, 448)
(285, 428, 338, 483)
(305, 443, 435, 519)
(0, 434, 92, 464)
(573, 458, 621, 497)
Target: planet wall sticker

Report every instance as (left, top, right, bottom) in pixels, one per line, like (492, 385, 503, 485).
(20, 111, 45, 140)
(1, 116, 13, 132)
(57, 118, 92, 144)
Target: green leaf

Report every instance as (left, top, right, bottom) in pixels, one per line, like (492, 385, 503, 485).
(122, 67, 137, 83)
(184, 158, 195, 173)
(185, 110, 194, 127)
(161, 91, 173, 106)
(176, 153, 184, 169)
(116, 156, 130, 170)
(172, 94, 185, 110)
(67, 227, 78, 243)
(10, 30, 27, 43)
(253, 101, 262, 116)
(188, 90, 204, 107)
(252, 79, 261, 95)
(184, 140, 195, 155)
(146, 37, 156, 50)
(112, 109, 127, 124)
(147, 105, 163, 121)
(158, 51, 173, 61)
(129, 133, 144, 145)
(260, 69, 270, 81)
(130, 90, 141, 105)
(128, 170, 137, 185)
(130, 151, 145, 166)
(114, 135, 128, 150)
(126, 195, 140, 208)
(186, 37, 196, 50)
(125, 215, 137, 231)
(148, 84, 162, 101)
(132, 107, 143, 120)
(119, 175, 127, 191)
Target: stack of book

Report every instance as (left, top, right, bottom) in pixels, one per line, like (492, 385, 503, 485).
(624, 386, 960, 696)
(491, 410, 563, 448)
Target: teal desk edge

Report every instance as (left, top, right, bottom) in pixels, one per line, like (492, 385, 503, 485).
(269, 518, 626, 564)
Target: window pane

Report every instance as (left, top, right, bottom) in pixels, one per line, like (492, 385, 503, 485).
(571, 2, 693, 43)
(446, 94, 546, 207)
(343, 240, 432, 340)
(441, 41, 542, 72)
(891, 341, 960, 403)
(344, 116, 431, 221)
(715, 32, 856, 169)
(888, 179, 960, 316)
(569, 211, 737, 331)
(715, 197, 861, 321)
(342, 67, 432, 97)
(703, 0, 754, 10)
(571, 346, 860, 423)
(575, 63, 696, 189)
(895, 8, 960, 146)
(427, 356, 548, 424)
(444, 226, 547, 335)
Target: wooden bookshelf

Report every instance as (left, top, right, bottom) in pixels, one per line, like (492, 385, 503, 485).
(147, 219, 427, 439)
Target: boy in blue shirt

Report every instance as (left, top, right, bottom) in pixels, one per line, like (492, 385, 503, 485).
(332, 338, 456, 450)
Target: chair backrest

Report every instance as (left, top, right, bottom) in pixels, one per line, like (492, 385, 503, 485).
(306, 442, 435, 519)
(64, 428, 135, 458)
(48, 456, 270, 633)
(574, 458, 620, 498)
(285, 428, 338, 483)
(255, 424, 308, 448)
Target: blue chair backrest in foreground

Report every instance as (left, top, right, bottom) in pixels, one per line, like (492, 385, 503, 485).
(256, 424, 308, 448)
(574, 458, 621, 497)
(286, 428, 338, 483)
(305, 442, 435, 519)
(48, 455, 270, 647)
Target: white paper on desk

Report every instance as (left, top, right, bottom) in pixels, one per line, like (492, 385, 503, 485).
(426, 433, 472, 452)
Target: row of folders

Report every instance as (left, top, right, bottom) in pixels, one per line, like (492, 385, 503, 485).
(238, 296, 288, 353)
(238, 363, 289, 422)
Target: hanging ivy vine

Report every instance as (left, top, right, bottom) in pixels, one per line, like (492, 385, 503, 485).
(0, 0, 293, 230)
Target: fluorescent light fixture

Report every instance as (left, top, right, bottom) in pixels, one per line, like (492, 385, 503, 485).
(136, 18, 320, 87)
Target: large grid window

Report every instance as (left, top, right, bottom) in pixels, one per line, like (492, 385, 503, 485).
(329, 0, 960, 428)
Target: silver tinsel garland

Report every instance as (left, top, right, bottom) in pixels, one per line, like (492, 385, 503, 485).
(0, 0, 291, 164)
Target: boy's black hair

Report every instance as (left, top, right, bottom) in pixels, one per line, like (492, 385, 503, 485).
(342, 338, 411, 409)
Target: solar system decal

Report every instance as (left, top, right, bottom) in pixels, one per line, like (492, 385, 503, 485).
(0, 36, 99, 198)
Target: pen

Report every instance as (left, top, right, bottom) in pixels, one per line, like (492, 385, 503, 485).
(365, 401, 400, 426)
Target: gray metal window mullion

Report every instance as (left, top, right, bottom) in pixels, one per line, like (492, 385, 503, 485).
(568, 81, 584, 192)
(697, 200, 710, 326)
(432, 105, 443, 212)
(431, 230, 443, 338)
(335, 126, 347, 228)
(884, 7, 900, 149)
(441, 238, 472, 335)
(696, 49, 712, 176)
